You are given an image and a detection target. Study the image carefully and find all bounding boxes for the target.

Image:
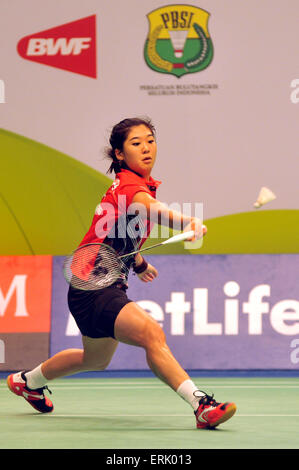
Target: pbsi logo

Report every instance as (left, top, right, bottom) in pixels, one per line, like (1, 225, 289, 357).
(144, 5, 213, 77)
(17, 15, 97, 78)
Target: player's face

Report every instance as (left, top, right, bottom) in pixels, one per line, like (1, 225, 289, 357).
(116, 125, 157, 178)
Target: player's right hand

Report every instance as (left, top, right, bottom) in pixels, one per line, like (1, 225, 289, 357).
(184, 219, 207, 241)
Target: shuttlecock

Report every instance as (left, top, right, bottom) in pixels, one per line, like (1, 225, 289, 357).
(254, 187, 276, 208)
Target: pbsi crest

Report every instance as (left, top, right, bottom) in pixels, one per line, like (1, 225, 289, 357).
(144, 5, 213, 78)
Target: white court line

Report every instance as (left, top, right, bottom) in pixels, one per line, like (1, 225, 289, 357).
(1, 380, 298, 387)
(43, 413, 299, 418)
(20, 385, 299, 390)
(49, 382, 299, 387)
(1, 385, 299, 390)
(47, 380, 299, 385)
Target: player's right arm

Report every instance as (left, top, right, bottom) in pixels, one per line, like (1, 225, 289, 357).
(131, 191, 206, 240)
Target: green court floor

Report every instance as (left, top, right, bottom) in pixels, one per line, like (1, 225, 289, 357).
(1, 376, 299, 449)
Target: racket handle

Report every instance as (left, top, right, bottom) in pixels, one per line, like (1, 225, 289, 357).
(118, 231, 194, 258)
(163, 230, 195, 245)
(118, 227, 206, 259)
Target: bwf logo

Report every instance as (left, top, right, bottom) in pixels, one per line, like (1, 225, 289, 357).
(17, 15, 97, 78)
(26, 38, 92, 56)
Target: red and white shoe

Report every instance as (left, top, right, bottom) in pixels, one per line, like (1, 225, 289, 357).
(7, 371, 53, 413)
(194, 392, 236, 429)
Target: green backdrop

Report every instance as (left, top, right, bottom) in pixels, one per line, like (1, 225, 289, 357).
(1, 129, 298, 256)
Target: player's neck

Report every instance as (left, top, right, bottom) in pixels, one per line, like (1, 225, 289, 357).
(121, 162, 151, 181)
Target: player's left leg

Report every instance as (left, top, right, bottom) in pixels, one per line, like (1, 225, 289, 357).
(40, 336, 118, 380)
(7, 337, 118, 413)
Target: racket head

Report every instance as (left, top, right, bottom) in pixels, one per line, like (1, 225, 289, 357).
(63, 243, 129, 291)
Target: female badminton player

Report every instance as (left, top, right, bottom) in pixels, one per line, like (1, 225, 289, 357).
(7, 117, 236, 429)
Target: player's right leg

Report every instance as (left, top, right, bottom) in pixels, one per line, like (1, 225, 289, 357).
(114, 302, 237, 429)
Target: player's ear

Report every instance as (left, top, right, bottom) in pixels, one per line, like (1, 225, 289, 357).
(115, 149, 124, 161)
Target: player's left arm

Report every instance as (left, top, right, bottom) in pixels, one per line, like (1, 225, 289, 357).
(134, 252, 158, 283)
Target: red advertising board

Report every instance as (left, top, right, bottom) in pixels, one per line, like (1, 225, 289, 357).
(17, 15, 97, 78)
(0, 256, 52, 333)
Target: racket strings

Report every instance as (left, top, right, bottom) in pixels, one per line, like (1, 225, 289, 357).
(64, 243, 129, 291)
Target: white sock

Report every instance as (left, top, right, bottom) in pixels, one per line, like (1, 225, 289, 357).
(25, 364, 48, 390)
(176, 379, 205, 411)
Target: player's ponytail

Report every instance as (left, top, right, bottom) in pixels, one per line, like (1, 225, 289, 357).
(106, 146, 122, 174)
(105, 117, 156, 175)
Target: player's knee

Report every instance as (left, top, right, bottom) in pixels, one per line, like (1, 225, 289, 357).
(82, 355, 112, 371)
(143, 320, 166, 351)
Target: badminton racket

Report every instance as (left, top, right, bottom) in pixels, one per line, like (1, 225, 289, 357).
(63, 230, 195, 291)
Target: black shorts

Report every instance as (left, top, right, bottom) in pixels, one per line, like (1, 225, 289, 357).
(67, 284, 133, 339)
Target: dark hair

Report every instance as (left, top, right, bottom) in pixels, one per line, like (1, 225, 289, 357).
(105, 117, 156, 174)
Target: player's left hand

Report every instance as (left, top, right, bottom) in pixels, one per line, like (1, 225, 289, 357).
(137, 263, 158, 283)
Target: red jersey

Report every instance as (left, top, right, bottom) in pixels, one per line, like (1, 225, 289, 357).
(79, 167, 161, 259)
